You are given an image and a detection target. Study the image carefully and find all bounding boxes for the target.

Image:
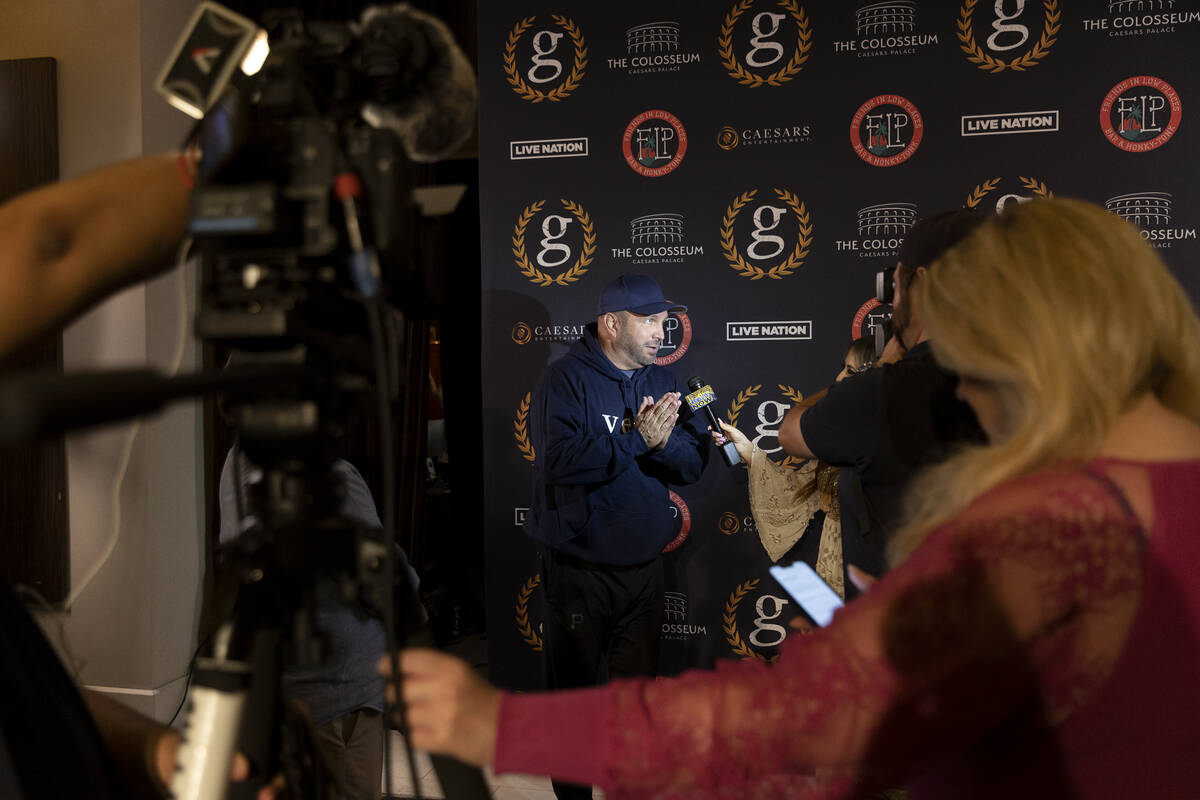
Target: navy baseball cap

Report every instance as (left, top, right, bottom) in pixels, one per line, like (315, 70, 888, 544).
(597, 274, 687, 316)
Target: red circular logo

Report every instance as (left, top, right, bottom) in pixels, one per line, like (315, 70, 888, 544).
(1100, 75, 1182, 153)
(662, 490, 692, 552)
(850, 95, 923, 167)
(654, 310, 692, 365)
(851, 298, 891, 340)
(623, 109, 688, 177)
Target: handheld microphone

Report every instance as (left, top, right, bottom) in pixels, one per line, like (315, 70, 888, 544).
(358, 4, 478, 162)
(685, 376, 741, 467)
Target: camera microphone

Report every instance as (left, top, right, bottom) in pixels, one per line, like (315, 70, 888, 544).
(685, 376, 741, 467)
(358, 4, 478, 162)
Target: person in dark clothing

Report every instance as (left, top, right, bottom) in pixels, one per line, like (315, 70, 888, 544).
(778, 210, 987, 597)
(523, 274, 709, 800)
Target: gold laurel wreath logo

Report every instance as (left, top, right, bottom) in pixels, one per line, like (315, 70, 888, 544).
(515, 575, 543, 651)
(503, 15, 588, 102)
(724, 579, 779, 662)
(725, 385, 762, 428)
(718, 512, 741, 535)
(957, 0, 1060, 73)
(719, 0, 812, 87)
(512, 199, 596, 287)
(720, 189, 813, 280)
(514, 392, 536, 463)
(965, 176, 1054, 209)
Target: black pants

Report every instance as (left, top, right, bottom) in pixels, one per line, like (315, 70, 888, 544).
(539, 547, 664, 800)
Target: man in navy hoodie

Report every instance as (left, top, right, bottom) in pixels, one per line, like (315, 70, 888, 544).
(524, 274, 709, 800)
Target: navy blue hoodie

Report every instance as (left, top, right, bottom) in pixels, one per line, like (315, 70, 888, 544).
(523, 324, 709, 564)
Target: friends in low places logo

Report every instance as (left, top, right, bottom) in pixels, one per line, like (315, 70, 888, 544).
(504, 14, 587, 102)
(511, 198, 596, 286)
(623, 110, 688, 177)
(850, 95, 923, 167)
(1100, 76, 1182, 152)
(653, 309, 693, 366)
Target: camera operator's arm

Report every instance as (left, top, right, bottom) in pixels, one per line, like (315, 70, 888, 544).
(0, 153, 191, 360)
(776, 388, 828, 460)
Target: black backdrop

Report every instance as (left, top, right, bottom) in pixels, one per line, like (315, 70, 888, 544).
(476, 0, 1200, 689)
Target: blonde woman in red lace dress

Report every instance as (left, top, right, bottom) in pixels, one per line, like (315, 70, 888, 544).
(391, 198, 1200, 799)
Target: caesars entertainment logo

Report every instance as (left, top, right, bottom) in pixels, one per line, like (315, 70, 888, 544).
(961, 109, 1059, 136)
(662, 491, 693, 552)
(833, 1, 940, 57)
(503, 14, 587, 102)
(957, 0, 1060, 73)
(719, 0, 813, 87)
(850, 95, 923, 167)
(723, 578, 798, 661)
(623, 110, 688, 177)
(513, 392, 536, 463)
(964, 175, 1053, 213)
(716, 122, 812, 151)
(653, 309, 693, 366)
(1083, 1, 1200, 38)
(1100, 76, 1183, 153)
(510, 320, 588, 346)
(608, 21, 702, 75)
(511, 199, 596, 287)
(721, 188, 813, 280)
(725, 384, 808, 468)
(852, 298, 892, 341)
(611, 213, 705, 265)
(1106, 192, 1198, 249)
(836, 202, 918, 258)
(662, 591, 707, 641)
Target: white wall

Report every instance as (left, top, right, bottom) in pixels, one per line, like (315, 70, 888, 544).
(0, 0, 203, 721)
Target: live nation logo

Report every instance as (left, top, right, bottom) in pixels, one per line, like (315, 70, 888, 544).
(833, 1, 940, 57)
(509, 137, 589, 160)
(726, 320, 812, 341)
(1100, 76, 1183, 153)
(511, 198, 596, 287)
(964, 175, 1053, 214)
(611, 213, 705, 264)
(1105, 192, 1198, 249)
(718, 0, 813, 87)
(957, 0, 1060, 73)
(836, 202, 918, 258)
(653, 310, 693, 366)
(851, 95, 923, 167)
(852, 298, 892, 341)
(1082, 1, 1200, 37)
(720, 188, 814, 280)
(608, 21, 702, 75)
(503, 15, 587, 102)
(623, 110, 688, 177)
(716, 121, 812, 150)
(961, 110, 1059, 136)
(510, 319, 588, 346)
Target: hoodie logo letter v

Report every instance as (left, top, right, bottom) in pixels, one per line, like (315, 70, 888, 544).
(602, 413, 622, 433)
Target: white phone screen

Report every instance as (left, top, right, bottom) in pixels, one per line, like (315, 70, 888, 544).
(768, 561, 844, 627)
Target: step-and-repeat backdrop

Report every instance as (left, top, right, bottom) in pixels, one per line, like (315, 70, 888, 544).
(476, 0, 1200, 689)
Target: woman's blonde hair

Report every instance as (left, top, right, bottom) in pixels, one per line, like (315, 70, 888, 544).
(889, 197, 1200, 562)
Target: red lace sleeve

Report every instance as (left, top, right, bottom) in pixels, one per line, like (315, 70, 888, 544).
(494, 468, 1145, 799)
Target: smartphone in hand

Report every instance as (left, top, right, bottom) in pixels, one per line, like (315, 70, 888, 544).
(769, 561, 843, 627)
